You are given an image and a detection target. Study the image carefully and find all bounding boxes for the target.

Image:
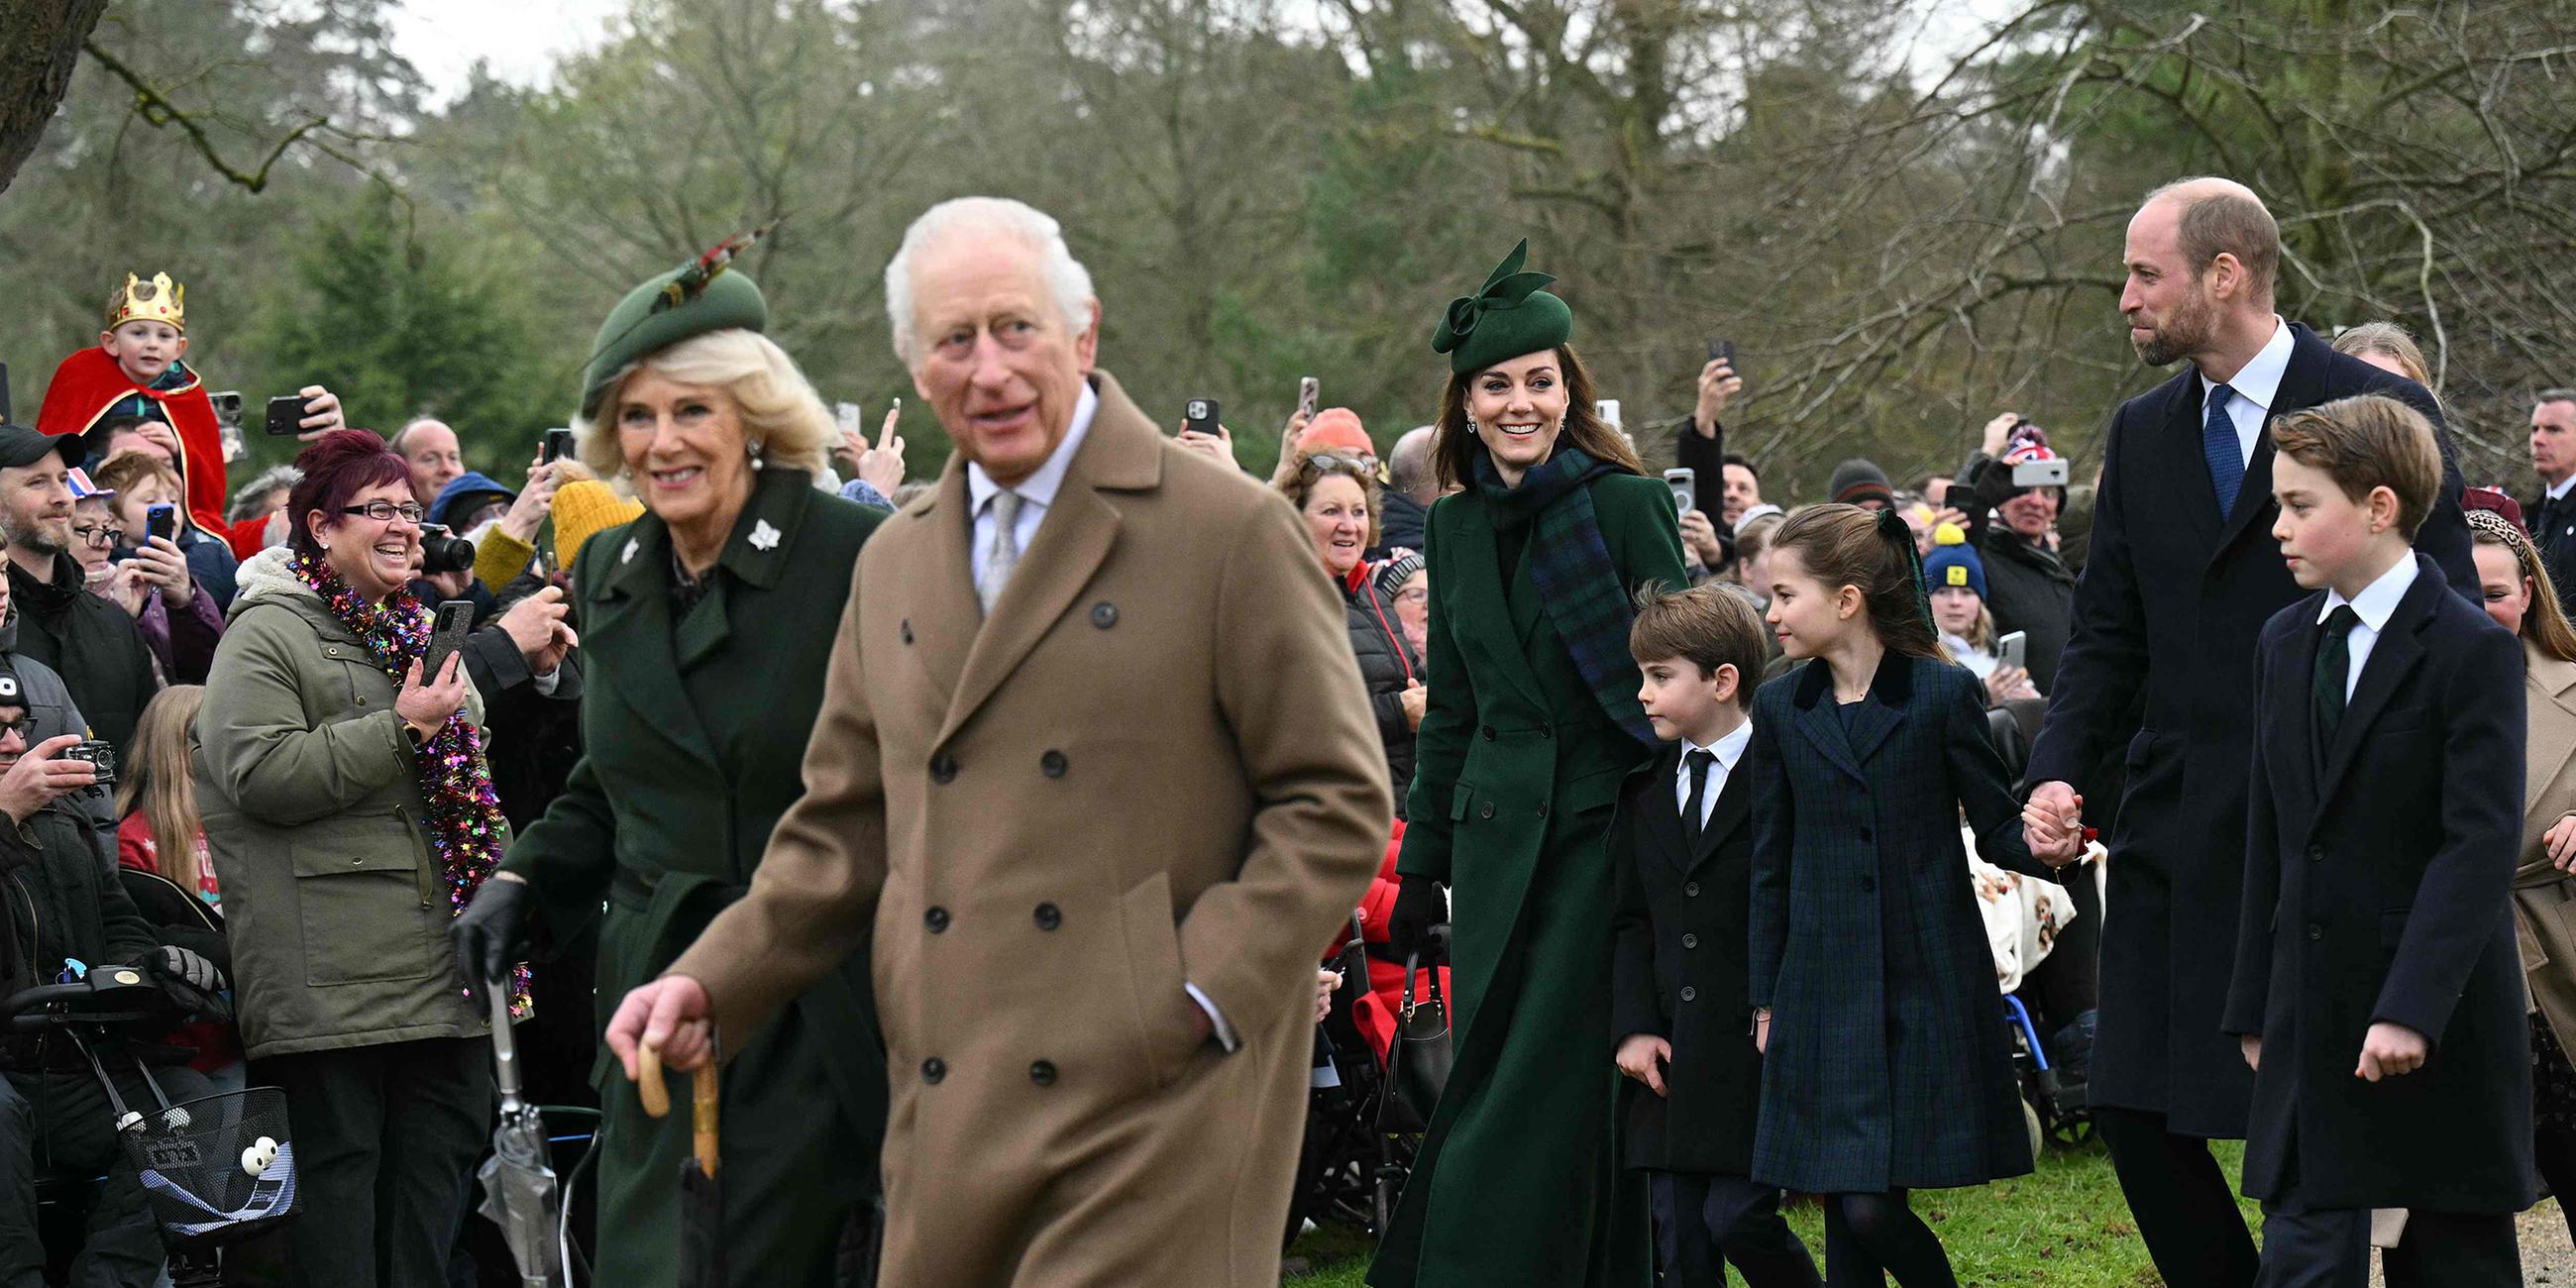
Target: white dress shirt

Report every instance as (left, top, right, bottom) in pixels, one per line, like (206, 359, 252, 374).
(2200, 316, 2297, 467)
(2548, 473, 2576, 504)
(2318, 553, 2419, 702)
(1673, 719, 1754, 830)
(965, 380, 1100, 587)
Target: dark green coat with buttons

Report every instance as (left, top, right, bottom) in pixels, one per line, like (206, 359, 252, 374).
(1370, 471, 1687, 1288)
(503, 468, 887, 1288)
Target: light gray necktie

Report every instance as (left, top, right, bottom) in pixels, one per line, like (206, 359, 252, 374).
(978, 488, 1023, 614)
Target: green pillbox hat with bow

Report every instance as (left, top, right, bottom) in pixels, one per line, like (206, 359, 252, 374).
(581, 264, 769, 416)
(1432, 239, 1573, 376)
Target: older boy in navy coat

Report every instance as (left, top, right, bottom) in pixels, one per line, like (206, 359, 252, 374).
(2223, 394, 2533, 1286)
(1612, 587, 1821, 1287)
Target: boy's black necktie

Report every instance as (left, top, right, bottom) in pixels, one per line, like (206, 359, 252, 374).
(1683, 749, 1715, 847)
(2313, 604, 2361, 765)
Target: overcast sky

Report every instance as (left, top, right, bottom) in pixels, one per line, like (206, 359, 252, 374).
(388, 0, 624, 104)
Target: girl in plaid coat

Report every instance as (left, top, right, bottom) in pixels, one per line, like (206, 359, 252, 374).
(1747, 504, 2052, 1286)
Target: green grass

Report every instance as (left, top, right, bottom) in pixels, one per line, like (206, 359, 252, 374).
(1284, 1137, 2266, 1287)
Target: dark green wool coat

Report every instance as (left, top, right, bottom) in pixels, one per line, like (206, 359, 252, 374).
(502, 468, 886, 1288)
(1369, 470, 1686, 1288)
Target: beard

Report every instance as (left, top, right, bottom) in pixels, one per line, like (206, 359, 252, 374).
(0, 513, 66, 557)
(2130, 287, 2216, 368)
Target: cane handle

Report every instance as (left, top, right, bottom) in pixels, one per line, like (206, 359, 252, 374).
(637, 1042, 672, 1119)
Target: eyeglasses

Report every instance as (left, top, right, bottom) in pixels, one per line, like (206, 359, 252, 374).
(1395, 587, 1430, 605)
(1298, 453, 1374, 480)
(340, 500, 426, 524)
(68, 523, 116, 548)
(0, 716, 29, 741)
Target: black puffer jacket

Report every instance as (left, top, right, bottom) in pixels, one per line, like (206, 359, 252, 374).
(6, 553, 161, 759)
(1, 799, 161, 1067)
(1342, 563, 1423, 816)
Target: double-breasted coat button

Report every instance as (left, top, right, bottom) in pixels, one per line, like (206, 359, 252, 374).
(924, 908, 950, 932)
(1539, 726, 1553, 739)
(2307, 923, 2323, 940)
(921, 1057, 946, 1084)
(1034, 904, 1062, 930)
(930, 753, 958, 784)
(1860, 874, 1877, 893)
(1683, 882, 1700, 898)
(1681, 933, 1698, 949)
(1040, 751, 1068, 778)
(1536, 805, 1550, 819)
(1480, 726, 1496, 741)
(1091, 602, 1119, 629)
(2307, 845, 2324, 862)
(1679, 986, 1697, 1003)
(901, 620, 913, 645)
(1028, 1060, 1058, 1087)
(1479, 803, 1495, 819)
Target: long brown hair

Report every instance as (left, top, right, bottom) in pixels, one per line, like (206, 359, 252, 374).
(2468, 510, 2576, 664)
(1431, 345, 1646, 490)
(1769, 503, 1946, 661)
(116, 686, 206, 895)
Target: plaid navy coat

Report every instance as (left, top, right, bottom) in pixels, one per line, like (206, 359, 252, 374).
(1747, 651, 2042, 1193)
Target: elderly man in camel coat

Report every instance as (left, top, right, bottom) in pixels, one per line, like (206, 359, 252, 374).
(607, 196, 1392, 1287)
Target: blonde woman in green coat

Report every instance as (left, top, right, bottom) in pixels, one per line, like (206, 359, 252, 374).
(1370, 242, 1689, 1288)
(450, 258, 886, 1288)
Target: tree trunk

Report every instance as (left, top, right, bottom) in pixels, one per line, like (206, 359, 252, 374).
(0, 0, 109, 196)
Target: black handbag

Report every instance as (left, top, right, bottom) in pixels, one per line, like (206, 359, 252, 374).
(1377, 951, 1452, 1133)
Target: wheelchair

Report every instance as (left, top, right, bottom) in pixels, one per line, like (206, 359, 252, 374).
(5, 966, 293, 1287)
(1284, 913, 1432, 1250)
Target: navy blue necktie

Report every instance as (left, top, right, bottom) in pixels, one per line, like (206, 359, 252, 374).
(2203, 383, 2245, 516)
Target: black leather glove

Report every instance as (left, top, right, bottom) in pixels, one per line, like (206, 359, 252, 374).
(1386, 875, 1449, 965)
(453, 874, 536, 1000)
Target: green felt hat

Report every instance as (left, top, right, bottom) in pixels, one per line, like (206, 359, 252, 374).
(581, 261, 769, 416)
(1432, 239, 1573, 376)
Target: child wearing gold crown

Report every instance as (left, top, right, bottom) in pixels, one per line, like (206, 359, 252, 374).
(36, 271, 233, 536)
(34, 272, 344, 540)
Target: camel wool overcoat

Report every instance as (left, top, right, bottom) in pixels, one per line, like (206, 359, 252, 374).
(668, 370, 1392, 1287)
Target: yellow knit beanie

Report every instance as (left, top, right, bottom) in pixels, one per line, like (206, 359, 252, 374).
(551, 480, 646, 570)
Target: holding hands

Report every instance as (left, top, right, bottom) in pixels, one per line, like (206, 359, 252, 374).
(2020, 780, 2087, 868)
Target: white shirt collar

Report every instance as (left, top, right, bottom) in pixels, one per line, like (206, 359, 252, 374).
(2319, 552, 2418, 633)
(2204, 315, 2294, 410)
(1679, 718, 1754, 775)
(2548, 473, 2576, 502)
(967, 379, 1100, 514)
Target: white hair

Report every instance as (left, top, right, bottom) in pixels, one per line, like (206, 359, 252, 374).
(884, 197, 1097, 366)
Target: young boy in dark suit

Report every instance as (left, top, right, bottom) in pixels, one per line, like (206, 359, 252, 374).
(2224, 393, 2534, 1286)
(1613, 586, 1821, 1287)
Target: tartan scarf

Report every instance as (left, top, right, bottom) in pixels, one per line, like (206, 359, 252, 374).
(1476, 448, 1660, 747)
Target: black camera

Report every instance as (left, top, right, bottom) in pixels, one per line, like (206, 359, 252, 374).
(64, 739, 115, 789)
(418, 523, 477, 577)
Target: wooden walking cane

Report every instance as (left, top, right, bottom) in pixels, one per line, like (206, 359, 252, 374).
(635, 1038, 722, 1176)
(638, 1033, 727, 1285)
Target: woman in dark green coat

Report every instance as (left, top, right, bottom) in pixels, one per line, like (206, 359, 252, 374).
(452, 258, 886, 1288)
(1370, 242, 1688, 1288)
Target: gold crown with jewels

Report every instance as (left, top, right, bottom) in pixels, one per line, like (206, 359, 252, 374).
(106, 272, 185, 332)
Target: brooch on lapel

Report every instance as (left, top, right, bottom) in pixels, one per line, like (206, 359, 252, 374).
(750, 520, 782, 552)
(621, 538, 639, 564)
